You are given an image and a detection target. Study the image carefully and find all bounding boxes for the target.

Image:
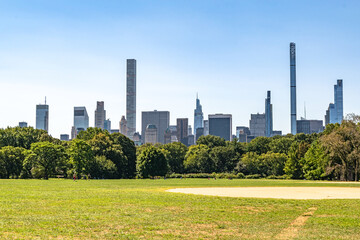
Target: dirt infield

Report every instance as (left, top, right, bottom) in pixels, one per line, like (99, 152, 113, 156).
(167, 187, 360, 199)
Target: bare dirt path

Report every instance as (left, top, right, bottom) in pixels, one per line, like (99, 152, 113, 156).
(167, 187, 360, 199)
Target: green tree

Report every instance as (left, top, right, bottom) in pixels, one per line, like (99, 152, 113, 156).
(0, 146, 26, 178)
(320, 119, 360, 181)
(184, 144, 214, 173)
(238, 152, 260, 175)
(68, 139, 94, 176)
(196, 135, 226, 148)
(269, 136, 293, 154)
(136, 145, 168, 178)
(247, 137, 271, 155)
(303, 141, 328, 180)
(29, 142, 66, 179)
(111, 133, 137, 178)
(284, 141, 310, 179)
(258, 152, 287, 176)
(89, 155, 117, 179)
(160, 142, 187, 173)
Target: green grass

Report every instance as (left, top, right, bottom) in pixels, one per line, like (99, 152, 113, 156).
(0, 179, 360, 239)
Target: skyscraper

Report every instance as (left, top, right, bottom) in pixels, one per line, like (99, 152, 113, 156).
(265, 91, 273, 137)
(290, 42, 297, 135)
(120, 116, 127, 136)
(36, 102, 49, 132)
(297, 119, 324, 134)
(176, 118, 188, 145)
(74, 106, 89, 134)
(141, 110, 170, 144)
(325, 80, 344, 125)
(126, 59, 136, 140)
(208, 114, 232, 141)
(95, 101, 106, 129)
(249, 113, 266, 137)
(203, 120, 209, 136)
(194, 94, 204, 136)
(104, 119, 111, 132)
(334, 79, 343, 123)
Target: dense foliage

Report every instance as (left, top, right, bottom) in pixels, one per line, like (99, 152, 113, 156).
(1, 115, 360, 180)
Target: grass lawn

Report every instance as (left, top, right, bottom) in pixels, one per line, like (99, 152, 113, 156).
(0, 179, 360, 239)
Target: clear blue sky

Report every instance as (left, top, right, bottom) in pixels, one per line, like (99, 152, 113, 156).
(0, 0, 359, 138)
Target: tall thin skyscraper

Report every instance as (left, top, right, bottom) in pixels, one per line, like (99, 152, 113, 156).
(126, 59, 136, 140)
(36, 100, 49, 132)
(334, 79, 343, 123)
(177, 118, 188, 145)
(265, 91, 273, 137)
(290, 42, 297, 135)
(95, 101, 106, 129)
(194, 94, 204, 136)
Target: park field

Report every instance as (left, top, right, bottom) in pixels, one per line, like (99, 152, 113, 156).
(1, 179, 360, 239)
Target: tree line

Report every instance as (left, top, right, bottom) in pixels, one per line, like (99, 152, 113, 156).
(1, 115, 360, 181)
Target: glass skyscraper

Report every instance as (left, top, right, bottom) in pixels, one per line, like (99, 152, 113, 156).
(334, 79, 343, 124)
(36, 104, 49, 132)
(74, 106, 89, 133)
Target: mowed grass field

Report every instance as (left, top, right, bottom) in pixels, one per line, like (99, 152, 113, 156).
(1, 179, 360, 239)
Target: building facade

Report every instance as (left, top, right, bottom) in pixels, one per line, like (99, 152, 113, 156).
(126, 59, 136, 140)
(208, 114, 232, 141)
(325, 80, 344, 125)
(119, 116, 127, 135)
(297, 119, 324, 134)
(141, 110, 170, 144)
(95, 101, 106, 129)
(265, 91, 273, 137)
(194, 95, 204, 136)
(176, 118, 188, 145)
(145, 124, 157, 145)
(249, 113, 266, 137)
(74, 106, 89, 135)
(36, 104, 49, 132)
(19, 122, 28, 128)
(203, 120, 209, 136)
(290, 42, 297, 135)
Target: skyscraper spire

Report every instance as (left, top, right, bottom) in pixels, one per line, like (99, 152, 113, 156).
(194, 94, 204, 136)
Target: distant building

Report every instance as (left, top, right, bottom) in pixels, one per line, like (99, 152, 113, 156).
(297, 119, 324, 134)
(19, 122, 28, 128)
(249, 113, 266, 137)
(104, 119, 111, 132)
(145, 124, 157, 144)
(74, 106, 89, 135)
(141, 110, 170, 144)
(60, 134, 69, 141)
(187, 135, 195, 146)
(236, 126, 251, 143)
(272, 130, 282, 136)
(265, 91, 273, 137)
(71, 126, 76, 140)
(208, 114, 232, 141)
(126, 59, 137, 140)
(110, 129, 119, 134)
(203, 120, 209, 136)
(36, 103, 49, 132)
(188, 125, 192, 136)
(195, 127, 204, 142)
(194, 94, 204, 136)
(325, 80, 343, 125)
(119, 116, 127, 135)
(334, 79, 343, 123)
(133, 132, 141, 146)
(95, 101, 106, 129)
(177, 118, 188, 145)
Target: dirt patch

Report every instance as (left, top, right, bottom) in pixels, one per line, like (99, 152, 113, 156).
(167, 187, 360, 199)
(276, 207, 317, 239)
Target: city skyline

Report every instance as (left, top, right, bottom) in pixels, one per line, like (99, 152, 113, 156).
(1, 1, 359, 138)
